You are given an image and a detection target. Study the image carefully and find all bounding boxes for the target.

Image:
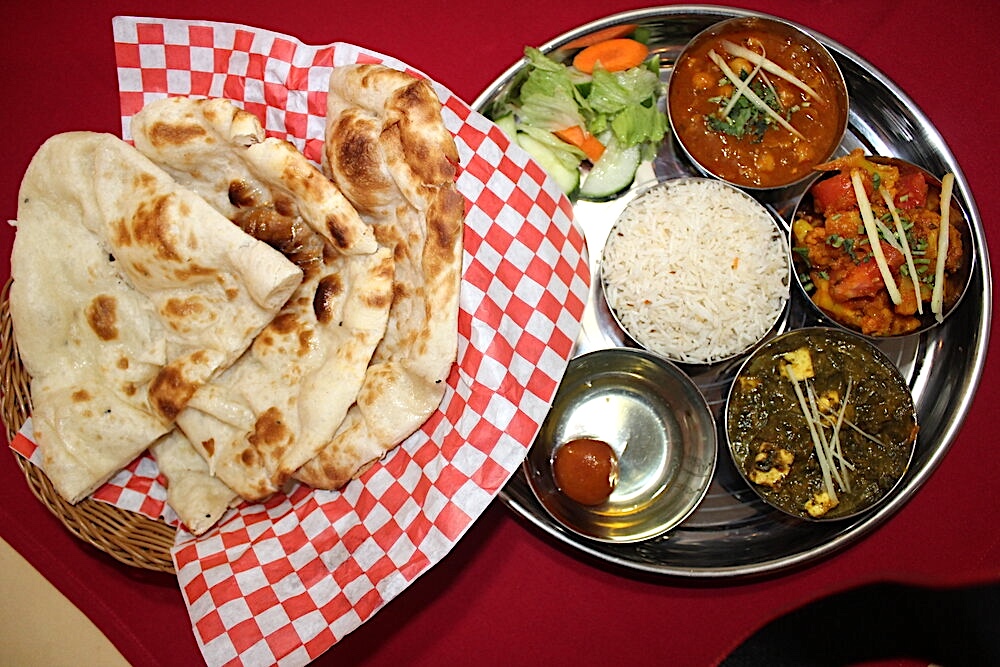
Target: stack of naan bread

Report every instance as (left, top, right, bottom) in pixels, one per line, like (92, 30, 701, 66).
(9, 65, 464, 535)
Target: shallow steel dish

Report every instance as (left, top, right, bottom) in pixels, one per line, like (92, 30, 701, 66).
(525, 348, 717, 543)
(473, 6, 991, 578)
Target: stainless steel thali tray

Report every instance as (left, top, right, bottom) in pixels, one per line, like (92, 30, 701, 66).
(472, 5, 992, 578)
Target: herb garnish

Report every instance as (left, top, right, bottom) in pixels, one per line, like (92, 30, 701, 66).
(707, 73, 788, 142)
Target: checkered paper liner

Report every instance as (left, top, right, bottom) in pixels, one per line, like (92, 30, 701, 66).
(10, 15, 590, 667)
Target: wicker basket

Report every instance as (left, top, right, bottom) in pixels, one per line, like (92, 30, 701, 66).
(0, 279, 176, 573)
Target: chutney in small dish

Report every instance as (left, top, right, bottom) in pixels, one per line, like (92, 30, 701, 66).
(524, 348, 716, 543)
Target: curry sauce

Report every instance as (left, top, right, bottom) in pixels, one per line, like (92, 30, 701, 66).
(726, 328, 917, 520)
(668, 18, 846, 188)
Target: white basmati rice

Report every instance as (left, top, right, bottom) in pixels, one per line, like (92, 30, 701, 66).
(601, 179, 789, 364)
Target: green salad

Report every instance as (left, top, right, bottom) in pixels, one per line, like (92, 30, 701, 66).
(488, 38, 668, 200)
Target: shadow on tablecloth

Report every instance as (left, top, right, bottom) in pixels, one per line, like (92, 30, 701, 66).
(720, 581, 1000, 667)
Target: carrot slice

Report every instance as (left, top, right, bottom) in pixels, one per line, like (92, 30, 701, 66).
(578, 134, 605, 162)
(554, 125, 585, 145)
(572, 38, 649, 74)
(560, 24, 637, 51)
(554, 126, 605, 162)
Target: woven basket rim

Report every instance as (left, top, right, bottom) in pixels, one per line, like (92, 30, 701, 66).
(1, 278, 176, 574)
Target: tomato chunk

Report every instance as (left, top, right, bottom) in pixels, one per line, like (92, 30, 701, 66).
(831, 259, 882, 300)
(811, 173, 858, 216)
(894, 171, 928, 209)
(830, 244, 904, 301)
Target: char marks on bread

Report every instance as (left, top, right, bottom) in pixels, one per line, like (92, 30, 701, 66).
(9, 131, 302, 503)
(296, 64, 464, 489)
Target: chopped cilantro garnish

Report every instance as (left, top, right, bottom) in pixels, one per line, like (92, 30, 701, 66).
(825, 235, 860, 261)
(705, 73, 786, 142)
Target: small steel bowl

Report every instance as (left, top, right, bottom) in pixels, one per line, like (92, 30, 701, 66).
(667, 16, 849, 191)
(789, 156, 975, 338)
(600, 177, 791, 365)
(524, 347, 717, 543)
(725, 327, 918, 521)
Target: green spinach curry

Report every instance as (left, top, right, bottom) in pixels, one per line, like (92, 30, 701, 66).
(727, 328, 917, 520)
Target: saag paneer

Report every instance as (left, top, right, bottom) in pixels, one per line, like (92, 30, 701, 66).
(727, 328, 917, 520)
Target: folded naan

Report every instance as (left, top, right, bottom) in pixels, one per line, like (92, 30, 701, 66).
(296, 64, 464, 489)
(131, 98, 394, 502)
(150, 430, 238, 536)
(9, 132, 303, 503)
(174, 245, 393, 501)
(131, 97, 377, 256)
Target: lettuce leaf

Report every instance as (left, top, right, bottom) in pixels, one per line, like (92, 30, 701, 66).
(515, 48, 588, 132)
(610, 102, 669, 148)
(588, 62, 667, 148)
(588, 65, 660, 113)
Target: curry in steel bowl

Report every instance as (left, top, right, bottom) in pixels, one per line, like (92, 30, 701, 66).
(726, 328, 918, 521)
(791, 150, 973, 337)
(667, 16, 848, 189)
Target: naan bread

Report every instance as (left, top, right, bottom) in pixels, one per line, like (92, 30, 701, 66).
(296, 64, 464, 489)
(150, 430, 238, 535)
(131, 98, 395, 501)
(131, 96, 377, 256)
(9, 132, 302, 503)
(175, 246, 393, 501)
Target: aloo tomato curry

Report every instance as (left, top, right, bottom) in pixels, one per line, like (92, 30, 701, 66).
(792, 150, 969, 336)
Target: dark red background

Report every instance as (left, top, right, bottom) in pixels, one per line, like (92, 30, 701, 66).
(2, 1, 997, 665)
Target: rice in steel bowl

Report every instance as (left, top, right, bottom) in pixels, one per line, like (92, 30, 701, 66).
(601, 179, 790, 364)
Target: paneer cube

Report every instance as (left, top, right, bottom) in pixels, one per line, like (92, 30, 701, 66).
(816, 389, 840, 414)
(748, 443, 795, 488)
(781, 347, 814, 380)
(804, 490, 839, 518)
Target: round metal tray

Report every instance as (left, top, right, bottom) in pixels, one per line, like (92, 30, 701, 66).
(472, 5, 992, 578)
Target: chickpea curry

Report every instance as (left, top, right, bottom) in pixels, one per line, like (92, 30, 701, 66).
(792, 150, 968, 336)
(669, 18, 846, 188)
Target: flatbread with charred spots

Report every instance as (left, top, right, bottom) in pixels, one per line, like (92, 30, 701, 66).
(9, 131, 302, 503)
(296, 64, 464, 489)
(131, 97, 395, 502)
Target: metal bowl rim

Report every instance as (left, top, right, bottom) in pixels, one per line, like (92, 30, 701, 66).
(665, 14, 850, 191)
(523, 346, 719, 544)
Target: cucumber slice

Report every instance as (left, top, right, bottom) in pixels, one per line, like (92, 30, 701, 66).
(515, 133, 581, 197)
(493, 114, 517, 140)
(578, 140, 641, 201)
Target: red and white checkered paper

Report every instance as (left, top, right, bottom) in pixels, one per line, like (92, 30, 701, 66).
(10, 15, 589, 667)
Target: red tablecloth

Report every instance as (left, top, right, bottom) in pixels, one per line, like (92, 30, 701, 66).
(2, 1, 997, 665)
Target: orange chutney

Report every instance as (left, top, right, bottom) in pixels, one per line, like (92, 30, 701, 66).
(669, 24, 845, 188)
